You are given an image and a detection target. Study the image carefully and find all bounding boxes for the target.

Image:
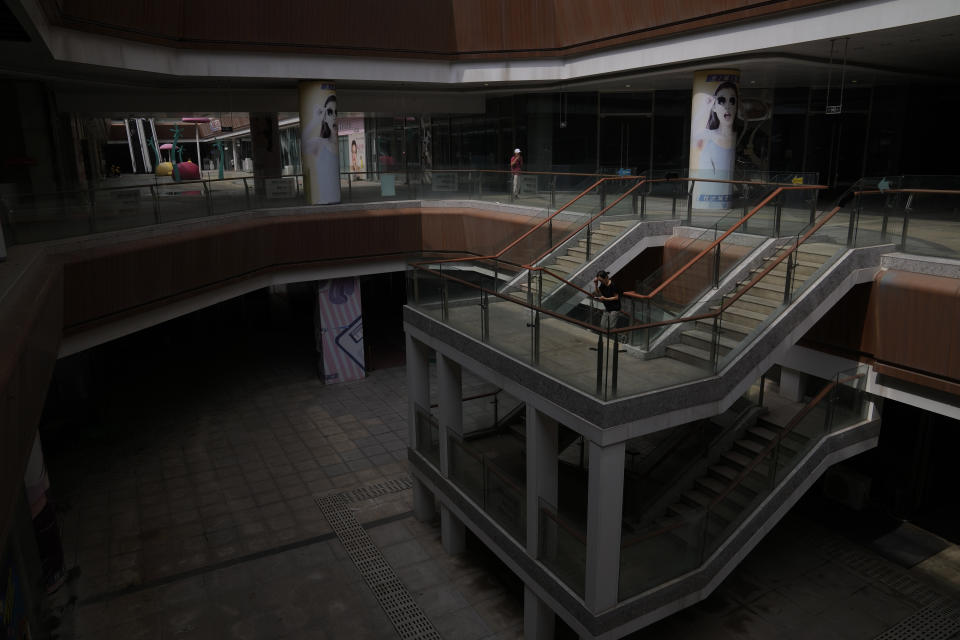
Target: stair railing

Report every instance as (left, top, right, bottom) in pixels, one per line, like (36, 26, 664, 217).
(617, 366, 871, 600)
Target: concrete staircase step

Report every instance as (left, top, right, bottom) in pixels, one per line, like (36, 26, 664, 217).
(664, 342, 713, 369)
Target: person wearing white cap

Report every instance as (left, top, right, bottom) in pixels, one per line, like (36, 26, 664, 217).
(510, 148, 523, 198)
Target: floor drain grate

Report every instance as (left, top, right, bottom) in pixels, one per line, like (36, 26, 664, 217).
(316, 492, 441, 640)
(341, 476, 413, 503)
(873, 599, 960, 640)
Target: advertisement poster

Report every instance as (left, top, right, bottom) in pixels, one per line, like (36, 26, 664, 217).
(299, 81, 341, 204)
(688, 69, 740, 209)
(339, 117, 367, 179)
(315, 278, 365, 384)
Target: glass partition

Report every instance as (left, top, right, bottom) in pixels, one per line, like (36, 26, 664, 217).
(538, 499, 586, 597)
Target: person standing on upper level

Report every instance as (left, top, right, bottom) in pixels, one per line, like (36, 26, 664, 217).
(510, 148, 523, 197)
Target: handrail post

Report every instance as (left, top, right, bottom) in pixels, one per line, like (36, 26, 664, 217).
(632, 187, 638, 217)
(773, 190, 783, 237)
(550, 175, 556, 208)
(586, 224, 592, 261)
(203, 180, 212, 216)
(671, 182, 678, 218)
(441, 266, 449, 322)
(686, 180, 694, 224)
(548, 219, 553, 248)
(595, 332, 604, 396)
(900, 194, 912, 250)
(709, 313, 720, 368)
(610, 331, 619, 399)
(347, 171, 353, 202)
(782, 251, 795, 304)
(88, 186, 97, 233)
(713, 244, 722, 289)
(808, 189, 817, 225)
(150, 185, 160, 223)
(846, 192, 859, 248)
(480, 288, 489, 342)
(243, 178, 251, 210)
(640, 183, 647, 219)
(599, 180, 606, 210)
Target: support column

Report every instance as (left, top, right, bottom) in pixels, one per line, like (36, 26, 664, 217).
(299, 81, 341, 204)
(406, 334, 436, 522)
(250, 112, 282, 200)
(437, 353, 465, 554)
(526, 407, 558, 556)
(524, 585, 555, 640)
(780, 367, 806, 402)
(688, 69, 740, 210)
(584, 441, 625, 612)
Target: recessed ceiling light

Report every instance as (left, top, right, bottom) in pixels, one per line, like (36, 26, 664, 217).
(851, 79, 858, 83)
(625, 84, 631, 87)
(750, 80, 756, 84)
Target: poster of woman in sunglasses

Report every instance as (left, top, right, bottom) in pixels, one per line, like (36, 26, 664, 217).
(689, 70, 740, 209)
(300, 82, 341, 204)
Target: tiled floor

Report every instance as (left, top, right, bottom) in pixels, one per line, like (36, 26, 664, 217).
(39, 291, 960, 640)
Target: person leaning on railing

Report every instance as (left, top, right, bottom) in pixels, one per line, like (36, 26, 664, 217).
(593, 270, 621, 330)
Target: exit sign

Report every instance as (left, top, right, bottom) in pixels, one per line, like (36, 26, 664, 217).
(825, 105, 842, 114)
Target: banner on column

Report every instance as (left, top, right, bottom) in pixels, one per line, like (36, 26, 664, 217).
(689, 69, 740, 209)
(315, 278, 365, 384)
(300, 81, 341, 204)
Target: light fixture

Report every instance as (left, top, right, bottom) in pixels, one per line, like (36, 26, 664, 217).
(625, 84, 631, 88)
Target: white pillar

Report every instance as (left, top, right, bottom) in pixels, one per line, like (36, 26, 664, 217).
(436, 353, 462, 476)
(524, 585, 556, 640)
(299, 80, 341, 204)
(406, 334, 434, 521)
(526, 407, 558, 556)
(780, 367, 806, 402)
(584, 441, 625, 612)
(437, 353, 465, 555)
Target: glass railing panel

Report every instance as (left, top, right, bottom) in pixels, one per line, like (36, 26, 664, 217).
(535, 313, 602, 398)
(484, 460, 526, 542)
(900, 190, 960, 259)
(440, 268, 485, 342)
(448, 435, 485, 505)
(642, 180, 689, 220)
(207, 178, 253, 215)
(619, 510, 705, 600)
(484, 294, 534, 364)
(414, 406, 440, 469)
(154, 181, 209, 222)
(406, 266, 445, 321)
(538, 499, 585, 597)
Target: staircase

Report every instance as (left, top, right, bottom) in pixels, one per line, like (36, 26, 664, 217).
(663, 415, 812, 545)
(664, 241, 838, 368)
(537, 219, 636, 296)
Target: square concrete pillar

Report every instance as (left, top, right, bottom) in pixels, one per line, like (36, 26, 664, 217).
(441, 505, 466, 555)
(405, 334, 430, 450)
(526, 407, 558, 556)
(524, 585, 555, 640)
(584, 440, 625, 612)
(436, 353, 462, 477)
(781, 367, 806, 402)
